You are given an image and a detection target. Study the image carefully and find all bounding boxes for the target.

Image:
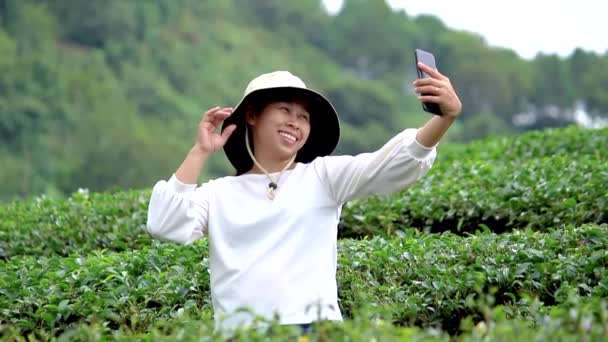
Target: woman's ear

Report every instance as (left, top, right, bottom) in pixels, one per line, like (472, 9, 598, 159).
(245, 109, 256, 126)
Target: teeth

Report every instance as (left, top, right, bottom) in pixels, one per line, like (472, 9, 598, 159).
(280, 132, 296, 143)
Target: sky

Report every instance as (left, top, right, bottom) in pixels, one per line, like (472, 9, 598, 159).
(322, 0, 608, 60)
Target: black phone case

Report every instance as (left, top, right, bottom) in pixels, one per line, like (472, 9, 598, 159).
(414, 49, 443, 116)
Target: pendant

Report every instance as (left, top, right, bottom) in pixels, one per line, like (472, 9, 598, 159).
(267, 188, 276, 200)
(267, 182, 278, 200)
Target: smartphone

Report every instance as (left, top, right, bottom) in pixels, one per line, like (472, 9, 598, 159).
(414, 49, 442, 116)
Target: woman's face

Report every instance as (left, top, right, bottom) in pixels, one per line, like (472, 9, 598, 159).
(247, 99, 311, 161)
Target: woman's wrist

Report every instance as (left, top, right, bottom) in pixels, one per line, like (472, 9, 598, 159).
(174, 145, 211, 184)
(190, 143, 212, 159)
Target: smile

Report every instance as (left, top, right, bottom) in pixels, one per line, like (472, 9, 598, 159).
(279, 131, 297, 143)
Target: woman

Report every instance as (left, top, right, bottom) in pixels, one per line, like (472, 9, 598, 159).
(146, 64, 462, 334)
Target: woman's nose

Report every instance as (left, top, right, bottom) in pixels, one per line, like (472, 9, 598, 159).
(287, 120, 298, 129)
(286, 115, 299, 129)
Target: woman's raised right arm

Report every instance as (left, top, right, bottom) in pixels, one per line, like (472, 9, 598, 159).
(146, 106, 236, 244)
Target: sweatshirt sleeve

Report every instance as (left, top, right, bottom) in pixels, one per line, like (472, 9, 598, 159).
(146, 174, 210, 244)
(314, 128, 437, 205)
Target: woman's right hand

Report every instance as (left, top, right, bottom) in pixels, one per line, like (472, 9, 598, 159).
(195, 106, 236, 155)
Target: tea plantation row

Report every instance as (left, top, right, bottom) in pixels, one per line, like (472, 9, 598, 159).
(1, 125, 606, 258)
(437, 125, 608, 165)
(1, 125, 606, 340)
(341, 152, 607, 237)
(2, 223, 606, 338)
(2, 295, 607, 341)
(342, 125, 608, 236)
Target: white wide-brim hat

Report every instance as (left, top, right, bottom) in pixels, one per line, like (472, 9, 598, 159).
(221, 71, 340, 174)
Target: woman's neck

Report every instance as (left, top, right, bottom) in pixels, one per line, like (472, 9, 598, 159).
(247, 153, 296, 174)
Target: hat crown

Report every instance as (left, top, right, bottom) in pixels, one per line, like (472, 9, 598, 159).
(244, 71, 306, 96)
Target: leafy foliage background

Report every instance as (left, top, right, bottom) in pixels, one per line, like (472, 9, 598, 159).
(1, 0, 607, 201)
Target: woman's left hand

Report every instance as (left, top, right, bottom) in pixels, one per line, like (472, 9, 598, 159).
(413, 62, 462, 119)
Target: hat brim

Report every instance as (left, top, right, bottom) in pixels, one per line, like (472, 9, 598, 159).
(221, 87, 340, 175)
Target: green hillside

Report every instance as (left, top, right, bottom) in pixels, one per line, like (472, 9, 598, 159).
(1, 0, 607, 202)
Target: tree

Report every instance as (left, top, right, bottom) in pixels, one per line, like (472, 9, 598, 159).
(581, 57, 608, 116)
(43, 0, 137, 48)
(325, 78, 397, 127)
(237, 0, 331, 49)
(328, 0, 414, 79)
(569, 49, 608, 116)
(410, 14, 448, 53)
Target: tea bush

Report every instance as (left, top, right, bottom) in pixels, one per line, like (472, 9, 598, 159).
(3, 296, 607, 341)
(340, 126, 608, 237)
(1, 126, 607, 340)
(341, 153, 607, 237)
(2, 223, 606, 337)
(0, 189, 151, 259)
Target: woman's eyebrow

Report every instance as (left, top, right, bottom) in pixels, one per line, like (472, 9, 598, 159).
(297, 106, 311, 116)
(295, 102, 311, 115)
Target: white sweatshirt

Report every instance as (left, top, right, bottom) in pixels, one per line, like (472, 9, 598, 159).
(146, 128, 437, 331)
